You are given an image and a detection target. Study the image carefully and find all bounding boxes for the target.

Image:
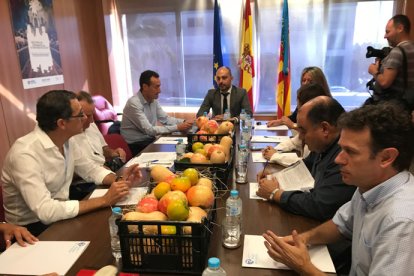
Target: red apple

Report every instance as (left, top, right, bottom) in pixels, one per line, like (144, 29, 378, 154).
(202, 120, 219, 134)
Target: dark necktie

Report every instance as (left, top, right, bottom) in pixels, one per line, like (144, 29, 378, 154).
(222, 92, 229, 114)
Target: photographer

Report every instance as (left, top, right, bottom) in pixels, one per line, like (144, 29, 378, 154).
(368, 14, 414, 109)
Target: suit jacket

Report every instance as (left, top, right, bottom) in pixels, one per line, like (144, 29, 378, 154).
(196, 86, 253, 118)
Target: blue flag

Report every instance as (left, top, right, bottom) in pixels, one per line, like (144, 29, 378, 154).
(213, 0, 223, 88)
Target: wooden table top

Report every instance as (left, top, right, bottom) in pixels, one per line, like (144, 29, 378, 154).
(38, 125, 326, 276)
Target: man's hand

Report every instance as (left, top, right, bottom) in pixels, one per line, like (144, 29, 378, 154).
(368, 59, 380, 76)
(267, 119, 282, 127)
(177, 121, 193, 132)
(256, 177, 280, 200)
(212, 114, 224, 120)
(1, 223, 38, 248)
(103, 181, 131, 206)
(262, 146, 277, 160)
(121, 164, 142, 187)
(263, 230, 323, 275)
(114, 148, 127, 163)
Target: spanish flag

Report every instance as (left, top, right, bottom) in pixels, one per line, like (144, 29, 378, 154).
(213, 0, 223, 88)
(239, 0, 255, 111)
(276, 0, 291, 118)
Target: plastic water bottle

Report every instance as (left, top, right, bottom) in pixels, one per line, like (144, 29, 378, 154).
(223, 109, 230, 120)
(202, 257, 226, 275)
(226, 190, 242, 219)
(108, 207, 122, 260)
(239, 109, 247, 129)
(241, 126, 250, 145)
(203, 111, 208, 118)
(175, 138, 186, 160)
(223, 190, 242, 248)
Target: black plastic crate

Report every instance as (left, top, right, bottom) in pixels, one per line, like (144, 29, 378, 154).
(174, 145, 234, 190)
(118, 208, 215, 275)
(187, 130, 235, 145)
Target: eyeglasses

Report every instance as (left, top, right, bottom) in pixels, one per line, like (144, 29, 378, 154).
(68, 111, 86, 119)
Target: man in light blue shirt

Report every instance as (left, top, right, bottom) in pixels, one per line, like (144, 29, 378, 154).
(262, 103, 414, 275)
(121, 70, 194, 155)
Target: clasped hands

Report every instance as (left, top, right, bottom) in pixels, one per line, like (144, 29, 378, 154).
(262, 146, 277, 160)
(263, 230, 317, 275)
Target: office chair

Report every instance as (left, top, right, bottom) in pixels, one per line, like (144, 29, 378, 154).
(92, 95, 121, 135)
(103, 133, 133, 162)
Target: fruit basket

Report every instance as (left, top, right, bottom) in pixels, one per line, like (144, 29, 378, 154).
(174, 147, 234, 190)
(118, 207, 215, 275)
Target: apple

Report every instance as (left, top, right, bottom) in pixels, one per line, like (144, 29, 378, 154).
(192, 141, 204, 152)
(207, 144, 224, 158)
(136, 197, 159, 213)
(158, 191, 188, 215)
(190, 153, 208, 163)
(186, 185, 214, 208)
(210, 150, 226, 164)
(217, 121, 234, 134)
(202, 120, 219, 134)
(196, 116, 209, 129)
(197, 178, 213, 190)
(196, 130, 208, 141)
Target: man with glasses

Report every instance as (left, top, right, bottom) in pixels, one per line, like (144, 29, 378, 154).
(1, 90, 142, 236)
(121, 70, 194, 156)
(72, 91, 126, 172)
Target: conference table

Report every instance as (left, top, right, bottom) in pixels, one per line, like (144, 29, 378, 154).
(38, 124, 328, 276)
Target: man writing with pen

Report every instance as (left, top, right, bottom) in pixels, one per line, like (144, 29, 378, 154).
(256, 96, 356, 274)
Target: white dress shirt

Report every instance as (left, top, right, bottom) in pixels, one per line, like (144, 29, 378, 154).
(1, 125, 112, 226)
(72, 122, 107, 166)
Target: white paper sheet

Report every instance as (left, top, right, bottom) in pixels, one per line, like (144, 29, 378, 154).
(125, 152, 176, 168)
(242, 235, 335, 273)
(254, 125, 289, 130)
(0, 241, 90, 275)
(249, 182, 266, 200)
(251, 152, 299, 166)
(153, 137, 188, 145)
(271, 160, 314, 191)
(251, 152, 267, 163)
(89, 187, 148, 205)
(251, 135, 289, 143)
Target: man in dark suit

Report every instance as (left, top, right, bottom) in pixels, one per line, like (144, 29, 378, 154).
(196, 66, 253, 119)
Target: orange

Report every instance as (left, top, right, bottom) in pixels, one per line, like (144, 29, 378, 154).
(192, 142, 204, 152)
(182, 168, 199, 185)
(153, 182, 171, 200)
(170, 176, 191, 192)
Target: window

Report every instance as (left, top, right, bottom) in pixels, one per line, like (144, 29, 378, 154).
(116, 0, 393, 113)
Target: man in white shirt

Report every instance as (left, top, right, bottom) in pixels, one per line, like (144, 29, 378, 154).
(263, 103, 414, 275)
(72, 91, 126, 173)
(1, 90, 142, 236)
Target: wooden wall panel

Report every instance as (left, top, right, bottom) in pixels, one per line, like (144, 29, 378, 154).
(0, 0, 112, 168)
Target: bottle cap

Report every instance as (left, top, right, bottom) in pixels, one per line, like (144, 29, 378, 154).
(208, 257, 220, 268)
(112, 207, 122, 215)
(230, 190, 239, 197)
(239, 144, 246, 149)
(177, 138, 183, 143)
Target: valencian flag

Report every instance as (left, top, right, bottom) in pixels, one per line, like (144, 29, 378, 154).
(239, 0, 255, 111)
(213, 0, 223, 88)
(276, 0, 291, 117)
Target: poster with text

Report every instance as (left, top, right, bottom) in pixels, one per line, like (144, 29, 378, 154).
(9, 0, 64, 89)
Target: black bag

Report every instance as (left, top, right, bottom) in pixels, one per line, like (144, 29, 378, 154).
(398, 46, 414, 111)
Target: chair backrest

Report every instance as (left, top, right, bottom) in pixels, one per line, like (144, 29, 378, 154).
(0, 185, 5, 251)
(92, 95, 118, 135)
(103, 133, 133, 162)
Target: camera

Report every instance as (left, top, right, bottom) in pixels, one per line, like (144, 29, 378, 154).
(366, 46, 391, 59)
(365, 46, 392, 92)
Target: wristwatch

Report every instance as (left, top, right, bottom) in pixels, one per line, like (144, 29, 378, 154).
(269, 188, 280, 201)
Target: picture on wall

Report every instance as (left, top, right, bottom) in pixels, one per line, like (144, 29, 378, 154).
(9, 0, 64, 89)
